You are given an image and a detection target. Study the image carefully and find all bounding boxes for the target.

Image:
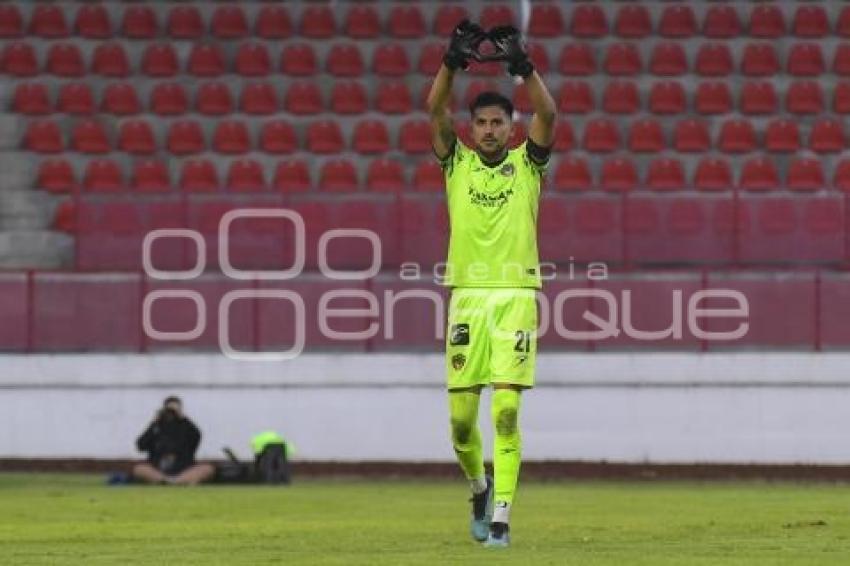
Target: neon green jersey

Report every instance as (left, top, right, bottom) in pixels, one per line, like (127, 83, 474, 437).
(439, 139, 548, 289)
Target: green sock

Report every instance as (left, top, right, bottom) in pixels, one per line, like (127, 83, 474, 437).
(448, 390, 485, 483)
(492, 388, 522, 512)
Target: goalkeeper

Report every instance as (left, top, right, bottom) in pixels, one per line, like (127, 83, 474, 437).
(425, 21, 556, 547)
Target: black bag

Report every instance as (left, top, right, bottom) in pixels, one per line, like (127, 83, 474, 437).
(255, 443, 290, 485)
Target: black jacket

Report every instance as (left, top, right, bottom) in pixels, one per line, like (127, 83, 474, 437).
(136, 416, 202, 475)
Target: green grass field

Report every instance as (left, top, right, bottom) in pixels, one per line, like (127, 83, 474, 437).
(1, 473, 849, 565)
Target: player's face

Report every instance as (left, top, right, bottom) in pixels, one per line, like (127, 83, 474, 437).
(471, 106, 512, 159)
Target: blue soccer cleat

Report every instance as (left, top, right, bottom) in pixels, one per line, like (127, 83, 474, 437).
(469, 475, 493, 542)
(483, 521, 510, 548)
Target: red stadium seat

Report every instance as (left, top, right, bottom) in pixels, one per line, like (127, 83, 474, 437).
(559, 43, 595, 76)
(764, 119, 801, 153)
(92, 43, 129, 77)
(118, 120, 156, 155)
(648, 81, 686, 114)
(226, 159, 265, 192)
(167, 120, 205, 155)
(650, 43, 687, 76)
(285, 82, 323, 115)
(787, 158, 825, 191)
(673, 119, 710, 153)
(188, 44, 225, 77)
(307, 121, 345, 154)
(281, 44, 318, 76)
(602, 81, 639, 114)
(328, 43, 365, 77)
(583, 119, 620, 152)
(833, 159, 850, 191)
(695, 81, 732, 114)
(47, 43, 84, 77)
(300, 5, 336, 38)
(213, 121, 251, 154)
(809, 119, 845, 153)
(273, 160, 311, 192)
(75, 4, 112, 39)
(750, 4, 786, 38)
(614, 4, 650, 38)
(526, 43, 550, 75)
(331, 81, 368, 114)
(399, 120, 431, 155)
(256, 5, 292, 39)
(320, 159, 358, 192)
(241, 82, 278, 115)
(131, 160, 170, 192)
(389, 6, 426, 38)
(603, 43, 641, 76)
(480, 5, 516, 29)
(570, 4, 606, 38)
(694, 157, 733, 191)
(786, 80, 824, 114)
(235, 42, 271, 77)
(373, 43, 410, 76)
(552, 120, 575, 151)
(628, 119, 664, 153)
(259, 120, 297, 154)
(793, 5, 829, 38)
(121, 6, 157, 38)
(142, 43, 178, 77)
(528, 3, 564, 37)
(102, 83, 140, 115)
(150, 82, 188, 115)
(345, 5, 381, 39)
(600, 158, 637, 192)
(833, 44, 850, 76)
(3, 42, 38, 76)
(557, 81, 593, 113)
(353, 120, 391, 154)
(513, 84, 533, 114)
(695, 44, 733, 76)
(703, 5, 741, 38)
(37, 159, 75, 193)
(553, 157, 592, 191)
(659, 4, 697, 37)
(739, 156, 779, 191)
(179, 159, 219, 192)
(30, 5, 68, 38)
(434, 5, 469, 36)
(196, 82, 234, 115)
(83, 159, 123, 192)
(366, 158, 405, 192)
(835, 82, 850, 114)
(71, 120, 110, 154)
(167, 6, 204, 39)
(413, 161, 444, 192)
(646, 158, 686, 191)
(376, 81, 413, 114)
(839, 7, 850, 37)
(740, 81, 778, 115)
(25, 121, 63, 153)
(13, 83, 50, 115)
(718, 119, 756, 153)
(211, 5, 248, 39)
(741, 44, 779, 76)
(787, 43, 825, 76)
(418, 43, 446, 75)
(0, 5, 23, 37)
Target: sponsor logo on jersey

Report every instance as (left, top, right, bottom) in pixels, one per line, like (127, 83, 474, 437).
(467, 186, 514, 209)
(450, 323, 470, 346)
(500, 163, 515, 177)
(515, 355, 528, 366)
(451, 353, 467, 370)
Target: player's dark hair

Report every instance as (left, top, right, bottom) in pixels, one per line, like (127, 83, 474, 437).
(163, 395, 182, 407)
(469, 91, 513, 119)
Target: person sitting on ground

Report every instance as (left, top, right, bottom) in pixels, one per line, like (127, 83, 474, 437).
(132, 396, 215, 485)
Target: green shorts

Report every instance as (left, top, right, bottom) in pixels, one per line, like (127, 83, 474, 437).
(446, 288, 538, 390)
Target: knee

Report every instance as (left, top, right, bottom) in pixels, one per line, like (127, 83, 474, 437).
(451, 418, 474, 446)
(494, 407, 518, 437)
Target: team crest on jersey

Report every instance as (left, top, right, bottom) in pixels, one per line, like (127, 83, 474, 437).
(500, 163, 515, 177)
(452, 353, 467, 370)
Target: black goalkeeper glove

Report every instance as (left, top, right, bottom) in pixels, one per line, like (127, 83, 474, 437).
(488, 25, 535, 79)
(443, 19, 487, 72)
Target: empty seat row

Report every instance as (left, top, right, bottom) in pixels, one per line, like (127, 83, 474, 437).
(551, 116, 850, 155)
(37, 156, 444, 194)
(5, 3, 850, 42)
(10, 80, 434, 116)
(22, 117, 511, 156)
(552, 155, 850, 193)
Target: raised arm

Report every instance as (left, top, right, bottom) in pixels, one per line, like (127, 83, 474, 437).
(426, 20, 487, 160)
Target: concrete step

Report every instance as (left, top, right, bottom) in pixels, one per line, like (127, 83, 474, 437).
(0, 190, 59, 230)
(0, 230, 73, 269)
